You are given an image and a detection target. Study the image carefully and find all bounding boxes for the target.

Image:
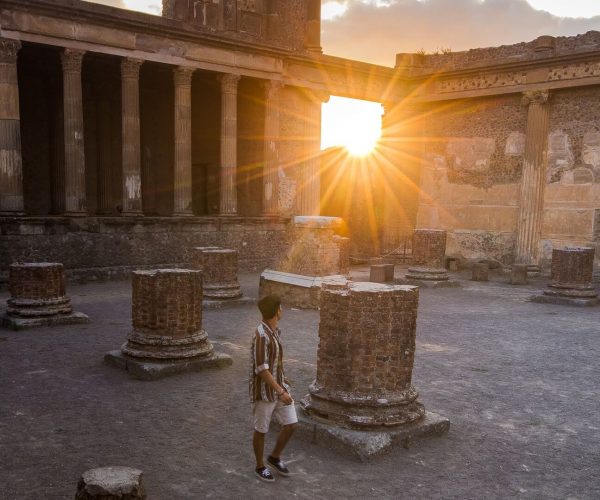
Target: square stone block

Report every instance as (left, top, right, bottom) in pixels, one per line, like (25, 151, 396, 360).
(1, 311, 89, 331)
(296, 407, 450, 461)
(370, 264, 394, 283)
(104, 350, 232, 380)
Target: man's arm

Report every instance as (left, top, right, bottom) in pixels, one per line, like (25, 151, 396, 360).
(258, 370, 293, 405)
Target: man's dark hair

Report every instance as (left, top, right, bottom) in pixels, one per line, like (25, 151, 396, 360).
(258, 294, 281, 320)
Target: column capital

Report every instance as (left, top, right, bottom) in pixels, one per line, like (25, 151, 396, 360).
(522, 89, 550, 106)
(220, 73, 241, 94)
(303, 88, 330, 104)
(121, 58, 143, 79)
(0, 39, 21, 64)
(61, 49, 85, 73)
(173, 66, 194, 87)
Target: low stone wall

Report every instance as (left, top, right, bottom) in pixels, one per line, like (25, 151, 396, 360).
(0, 216, 291, 284)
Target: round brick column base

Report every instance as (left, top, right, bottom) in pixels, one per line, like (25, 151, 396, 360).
(7, 296, 73, 317)
(121, 329, 214, 360)
(301, 383, 425, 429)
(203, 284, 242, 299)
(543, 284, 598, 299)
(406, 267, 449, 281)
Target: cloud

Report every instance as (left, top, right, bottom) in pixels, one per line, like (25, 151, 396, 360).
(322, 0, 600, 66)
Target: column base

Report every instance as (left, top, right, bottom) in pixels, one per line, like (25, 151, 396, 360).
(296, 406, 450, 461)
(405, 266, 450, 281)
(2, 311, 90, 330)
(104, 350, 232, 380)
(203, 284, 243, 299)
(171, 211, 194, 217)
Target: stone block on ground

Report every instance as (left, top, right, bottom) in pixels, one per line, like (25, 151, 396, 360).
(76, 466, 145, 499)
(510, 264, 529, 285)
(369, 264, 394, 283)
(471, 263, 489, 282)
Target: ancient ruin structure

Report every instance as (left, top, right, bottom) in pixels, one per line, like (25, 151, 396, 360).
(1, 262, 89, 329)
(405, 229, 450, 283)
(76, 467, 146, 500)
(370, 263, 394, 283)
(191, 247, 242, 299)
(105, 269, 231, 379)
(532, 247, 598, 306)
(299, 279, 449, 458)
(1, 0, 600, 280)
(510, 264, 529, 285)
(259, 216, 349, 308)
(471, 263, 489, 282)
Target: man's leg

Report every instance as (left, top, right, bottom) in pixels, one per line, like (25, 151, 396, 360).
(253, 430, 266, 468)
(270, 423, 297, 459)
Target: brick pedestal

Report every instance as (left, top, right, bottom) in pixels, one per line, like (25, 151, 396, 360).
(105, 269, 231, 379)
(76, 467, 145, 500)
(405, 229, 451, 284)
(471, 263, 489, 282)
(369, 264, 394, 283)
(2, 262, 89, 330)
(532, 247, 598, 306)
(191, 248, 242, 299)
(298, 280, 449, 458)
(510, 264, 529, 285)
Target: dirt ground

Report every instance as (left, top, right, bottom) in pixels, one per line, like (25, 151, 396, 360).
(1, 268, 599, 499)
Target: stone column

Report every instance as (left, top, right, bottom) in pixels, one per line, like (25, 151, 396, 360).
(297, 91, 328, 216)
(190, 247, 242, 299)
(0, 39, 24, 214)
(219, 73, 240, 215)
(2, 263, 89, 329)
(301, 280, 425, 428)
(173, 66, 194, 216)
(406, 228, 449, 281)
(121, 58, 143, 215)
(61, 49, 87, 215)
(515, 90, 551, 270)
(262, 80, 283, 216)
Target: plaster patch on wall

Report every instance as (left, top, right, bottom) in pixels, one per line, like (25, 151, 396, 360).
(547, 130, 574, 183)
(447, 137, 496, 174)
(125, 174, 141, 200)
(505, 132, 526, 156)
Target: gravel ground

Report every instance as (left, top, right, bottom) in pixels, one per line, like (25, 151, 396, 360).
(0, 268, 599, 499)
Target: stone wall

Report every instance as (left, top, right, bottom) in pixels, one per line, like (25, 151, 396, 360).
(0, 217, 291, 284)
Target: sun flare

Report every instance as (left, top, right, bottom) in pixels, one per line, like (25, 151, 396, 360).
(321, 96, 383, 156)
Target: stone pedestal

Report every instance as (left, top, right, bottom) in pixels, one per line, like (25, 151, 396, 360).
(76, 466, 146, 500)
(531, 247, 598, 306)
(191, 248, 242, 299)
(299, 280, 449, 459)
(510, 264, 529, 285)
(104, 269, 231, 380)
(259, 216, 350, 308)
(1, 263, 89, 330)
(471, 263, 489, 282)
(405, 229, 451, 284)
(370, 264, 394, 283)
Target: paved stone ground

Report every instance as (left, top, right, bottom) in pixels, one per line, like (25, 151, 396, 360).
(1, 267, 599, 499)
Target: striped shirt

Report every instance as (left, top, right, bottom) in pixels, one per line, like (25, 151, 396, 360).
(249, 322, 290, 402)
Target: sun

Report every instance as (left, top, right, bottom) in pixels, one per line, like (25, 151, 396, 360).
(321, 96, 383, 156)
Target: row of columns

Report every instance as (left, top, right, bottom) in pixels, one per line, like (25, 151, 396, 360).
(0, 38, 321, 218)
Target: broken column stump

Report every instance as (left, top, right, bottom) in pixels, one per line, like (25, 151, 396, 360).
(298, 279, 449, 460)
(405, 229, 456, 286)
(191, 247, 242, 299)
(104, 269, 232, 380)
(471, 263, 489, 282)
(531, 247, 598, 306)
(76, 466, 146, 500)
(510, 264, 529, 285)
(369, 263, 394, 283)
(1, 262, 89, 330)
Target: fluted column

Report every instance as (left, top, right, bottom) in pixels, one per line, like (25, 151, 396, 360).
(297, 91, 328, 216)
(121, 58, 143, 215)
(0, 39, 24, 214)
(515, 90, 551, 267)
(61, 49, 87, 215)
(173, 66, 194, 216)
(219, 73, 240, 216)
(262, 80, 283, 216)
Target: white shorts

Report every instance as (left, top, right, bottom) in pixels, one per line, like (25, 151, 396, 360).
(253, 399, 298, 434)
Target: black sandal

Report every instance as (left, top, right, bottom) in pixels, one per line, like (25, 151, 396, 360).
(255, 466, 275, 482)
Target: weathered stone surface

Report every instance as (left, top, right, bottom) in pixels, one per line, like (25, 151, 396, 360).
(190, 247, 242, 299)
(510, 264, 529, 285)
(531, 247, 598, 306)
(369, 264, 394, 283)
(471, 263, 489, 282)
(76, 466, 145, 499)
(1, 262, 89, 328)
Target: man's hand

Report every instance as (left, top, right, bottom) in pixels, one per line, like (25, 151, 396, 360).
(278, 392, 293, 405)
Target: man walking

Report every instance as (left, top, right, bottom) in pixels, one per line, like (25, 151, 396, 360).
(250, 294, 298, 482)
